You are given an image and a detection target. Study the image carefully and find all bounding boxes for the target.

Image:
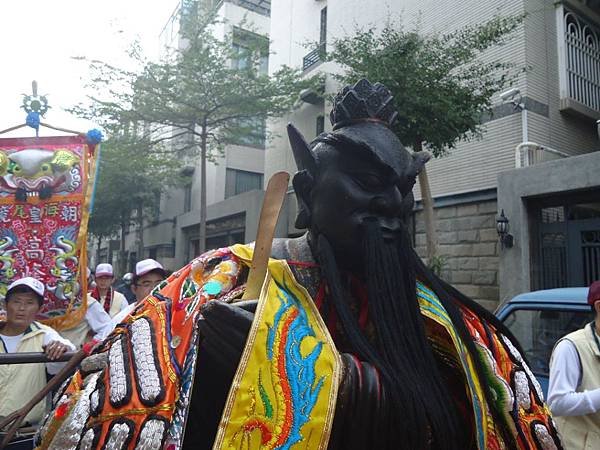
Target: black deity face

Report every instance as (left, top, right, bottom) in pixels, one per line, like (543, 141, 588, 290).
(307, 138, 415, 269)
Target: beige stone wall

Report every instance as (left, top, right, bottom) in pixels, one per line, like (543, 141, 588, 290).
(414, 200, 500, 311)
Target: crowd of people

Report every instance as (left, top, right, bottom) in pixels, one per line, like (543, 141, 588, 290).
(5, 260, 598, 447)
(0, 258, 168, 434)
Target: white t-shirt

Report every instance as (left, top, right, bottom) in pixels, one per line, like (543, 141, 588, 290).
(0, 332, 24, 353)
(0, 326, 76, 374)
(86, 299, 115, 337)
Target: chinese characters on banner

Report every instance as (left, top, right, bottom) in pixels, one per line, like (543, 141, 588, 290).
(0, 135, 94, 324)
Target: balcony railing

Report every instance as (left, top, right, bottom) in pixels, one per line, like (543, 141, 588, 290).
(558, 7, 600, 117)
(303, 43, 326, 71)
(214, 0, 270, 16)
(515, 142, 570, 168)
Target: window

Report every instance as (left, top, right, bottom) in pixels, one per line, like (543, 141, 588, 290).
(147, 245, 175, 260)
(228, 0, 270, 16)
(184, 183, 192, 213)
(259, 52, 269, 74)
(232, 28, 269, 74)
(225, 169, 263, 198)
(232, 43, 250, 70)
(557, 6, 600, 116)
(503, 308, 593, 377)
(152, 191, 161, 224)
(189, 239, 201, 260)
(206, 231, 245, 251)
(233, 116, 266, 148)
(179, 0, 198, 37)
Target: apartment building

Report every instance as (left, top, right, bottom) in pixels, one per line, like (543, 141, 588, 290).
(96, 0, 272, 272)
(266, 0, 600, 308)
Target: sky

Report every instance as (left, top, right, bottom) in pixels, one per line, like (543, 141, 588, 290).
(0, 0, 179, 137)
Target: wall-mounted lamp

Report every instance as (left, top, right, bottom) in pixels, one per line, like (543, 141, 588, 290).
(496, 209, 514, 249)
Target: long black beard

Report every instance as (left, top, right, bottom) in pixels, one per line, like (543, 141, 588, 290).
(318, 221, 466, 450)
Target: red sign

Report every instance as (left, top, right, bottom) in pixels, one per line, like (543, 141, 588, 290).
(0, 135, 95, 324)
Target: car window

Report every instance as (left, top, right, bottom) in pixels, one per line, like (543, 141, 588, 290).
(502, 308, 593, 377)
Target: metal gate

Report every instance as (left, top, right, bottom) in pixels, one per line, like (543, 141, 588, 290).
(538, 203, 600, 289)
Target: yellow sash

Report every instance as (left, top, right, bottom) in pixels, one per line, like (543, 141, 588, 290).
(214, 244, 341, 450)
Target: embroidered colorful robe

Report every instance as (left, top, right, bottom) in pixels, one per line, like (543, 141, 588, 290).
(35, 243, 561, 450)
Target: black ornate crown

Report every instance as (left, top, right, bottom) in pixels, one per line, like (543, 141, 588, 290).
(330, 79, 398, 130)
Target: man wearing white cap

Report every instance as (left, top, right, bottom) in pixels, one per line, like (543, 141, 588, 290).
(131, 259, 167, 303)
(0, 277, 76, 425)
(89, 263, 128, 318)
(97, 259, 167, 340)
(60, 268, 114, 348)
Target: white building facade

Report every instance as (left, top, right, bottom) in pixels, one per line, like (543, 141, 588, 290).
(95, 0, 272, 272)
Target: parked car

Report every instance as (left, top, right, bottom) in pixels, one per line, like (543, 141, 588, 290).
(496, 287, 593, 397)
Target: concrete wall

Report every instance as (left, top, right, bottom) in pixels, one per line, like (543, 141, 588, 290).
(414, 197, 501, 310)
(497, 151, 600, 302)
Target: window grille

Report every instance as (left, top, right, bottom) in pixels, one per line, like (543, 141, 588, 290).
(558, 7, 600, 113)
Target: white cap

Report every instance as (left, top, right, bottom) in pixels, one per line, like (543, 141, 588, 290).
(7, 277, 45, 298)
(135, 259, 165, 277)
(95, 263, 114, 277)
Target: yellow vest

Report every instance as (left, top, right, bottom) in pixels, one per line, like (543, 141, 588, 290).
(0, 322, 52, 424)
(553, 325, 600, 449)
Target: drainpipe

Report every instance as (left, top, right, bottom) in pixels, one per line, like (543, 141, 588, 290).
(515, 142, 570, 168)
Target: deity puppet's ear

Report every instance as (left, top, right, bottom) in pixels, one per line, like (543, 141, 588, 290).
(292, 171, 314, 229)
(408, 150, 431, 179)
(287, 124, 316, 230)
(400, 150, 431, 194)
(287, 124, 317, 175)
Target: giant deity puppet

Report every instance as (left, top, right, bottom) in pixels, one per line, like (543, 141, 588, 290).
(33, 80, 562, 450)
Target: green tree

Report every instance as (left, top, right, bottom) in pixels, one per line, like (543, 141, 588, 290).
(326, 16, 522, 262)
(88, 130, 185, 274)
(76, 10, 319, 254)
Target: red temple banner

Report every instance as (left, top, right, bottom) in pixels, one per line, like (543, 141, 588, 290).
(0, 135, 97, 329)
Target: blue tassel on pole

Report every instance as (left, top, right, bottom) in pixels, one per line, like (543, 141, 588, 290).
(26, 111, 40, 130)
(86, 128, 103, 145)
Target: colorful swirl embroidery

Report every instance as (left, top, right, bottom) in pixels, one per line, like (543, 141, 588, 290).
(237, 284, 325, 449)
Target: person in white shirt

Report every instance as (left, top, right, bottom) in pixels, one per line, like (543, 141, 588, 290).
(58, 266, 114, 348)
(0, 277, 76, 425)
(96, 259, 167, 340)
(548, 280, 600, 449)
(88, 263, 128, 318)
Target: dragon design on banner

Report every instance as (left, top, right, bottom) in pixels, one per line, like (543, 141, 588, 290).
(0, 135, 96, 328)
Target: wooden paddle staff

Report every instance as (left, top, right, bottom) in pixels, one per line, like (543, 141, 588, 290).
(241, 171, 290, 300)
